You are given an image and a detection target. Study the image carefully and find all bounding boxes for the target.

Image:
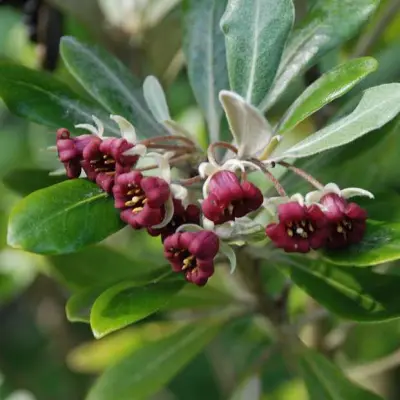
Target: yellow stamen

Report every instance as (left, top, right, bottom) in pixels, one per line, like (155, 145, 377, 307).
(182, 255, 195, 270)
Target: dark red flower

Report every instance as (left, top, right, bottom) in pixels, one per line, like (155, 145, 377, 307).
(81, 137, 139, 193)
(202, 171, 263, 224)
(266, 202, 328, 253)
(147, 199, 200, 240)
(164, 231, 219, 286)
(56, 128, 93, 179)
(113, 171, 170, 229)
(320, 193, 367, 249)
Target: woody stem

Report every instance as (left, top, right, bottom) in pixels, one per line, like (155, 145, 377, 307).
(207, 141, 238, 166)
(278, 161, 324, 190)
(138, 154, 194, 172)
(140, 135, 197, 149)
(146, 144, 196, 152)
(251, 159, 287, 197)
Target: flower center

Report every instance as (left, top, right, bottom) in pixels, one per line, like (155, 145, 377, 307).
(336, 218, 353, 239)
(91, 153, 116, 175)
(125, 185, 148, 213)
(170, 248, 197, 271)
(286, 220, 315, 239)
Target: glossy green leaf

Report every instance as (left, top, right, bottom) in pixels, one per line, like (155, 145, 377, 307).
(184, 0, 229, 142)
(90, 278, 185, 338)
(300, 347, 382, 400)
(281, 84, 400, 159)
(261, 0, 379, 110)
(0, 63, 118, 134)
(68, 323, 178, 373)
(221, 0, 294, 106)
(60, 36, 166, 138)
(66, 267, 169, 323)
(3, 168, 66, 196)
(278, 57, 378, 134)
(290, 260, 400, 321)
(7, 179, 124, 255)
(49, 246, 161, 290)
(323, 220, 400, 267)
(165, 284, 233, 310)
(87, 320, 222, 400)
(67, 285, 108, 323)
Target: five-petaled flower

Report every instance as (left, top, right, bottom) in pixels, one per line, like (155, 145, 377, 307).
(202, 171, 263, 225)
(56, 128, 93, 178)
(164, 231, 219, 286)
(306, 183, 372, 249)
(320, 193, 367, 249)
(266, 201, 329, 253)
(113, 171, 170, 229)
(81, 137, 139, 193)
(147, 199, 200, 240)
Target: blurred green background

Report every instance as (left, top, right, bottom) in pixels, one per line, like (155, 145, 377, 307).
(0, 1, 400, 399)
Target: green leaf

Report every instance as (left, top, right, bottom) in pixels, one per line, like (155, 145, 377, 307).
(278, 57, 378, 134)
(262, 0, 380, 110)
(230, 375, 261, 400)
(219, 90, 273, 157)
(7, 179, 124, 255)
(66, 267, 169, 323)
(221, 0, 294, 106)
(48, 246, 161, 290)
(68, 323, 178, 373)
(66, 285, 107, 323)
(143, 76, 171, 122)
(90, 278, 185, 338)
(165, 283, 233, 310)
(323, 220, 400, 267)
(281, 84, 400, 159)
(300, 347, 382, 400)
(3, 168, 66, 196)
(183, 0, 229, 142)
(0, 63, 118, 134)
(60, 36, 166, 138)
(290, 260, 400, 321)
(87, 320, 222, 400)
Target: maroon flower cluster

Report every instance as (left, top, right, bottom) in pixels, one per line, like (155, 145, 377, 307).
(266, 194, 367, 253)
(56, 128, 222, 286)
(202, 171, 263, 224)
(56, 127, 369, 285)
(56, 128, 138, 192)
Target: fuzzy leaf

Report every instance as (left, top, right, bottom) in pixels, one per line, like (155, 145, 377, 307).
(87, 321, 223, 400)
(323, 220, 400, 267)
(261, 0, 380, 110)
(90, 278, 185, 338)
(60, 36, 166, 138)
(143, 76, 171, 122)
(184, 0, 229, 142)
(290, 260, 400, 321)
(278, 57, 378, 134)
(7, 180, 124, 255)
(300, 347, 382, 400)
(219, 90, 273, 157)
(221, 0, 294, 106)
(281, 84, 400, 159)
(0, 63, 118, 134)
